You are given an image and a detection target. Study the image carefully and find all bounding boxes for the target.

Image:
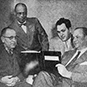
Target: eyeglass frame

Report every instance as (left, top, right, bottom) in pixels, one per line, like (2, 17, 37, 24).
(3, 35, 17, 40)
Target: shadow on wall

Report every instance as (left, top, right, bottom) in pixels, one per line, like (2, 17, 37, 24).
(9, 11, 16, 23)
(51, 25, 58, 39)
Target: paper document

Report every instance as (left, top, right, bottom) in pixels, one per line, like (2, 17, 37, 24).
(45, 56, 59, 61)
(21, 50, 40, 53)
(80, 61, 87, 65)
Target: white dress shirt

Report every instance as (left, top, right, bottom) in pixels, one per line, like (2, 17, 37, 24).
(18, 21, 27, 33)
(21, 25, 27, 33)
(63, 38, 72, 52)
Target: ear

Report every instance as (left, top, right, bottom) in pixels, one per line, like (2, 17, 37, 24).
(69, 27, 73, 33)
(1, 36, 5, 43)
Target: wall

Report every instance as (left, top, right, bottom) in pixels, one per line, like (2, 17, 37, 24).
(1, 0, 87, 39)
(0, 0, 13, 31)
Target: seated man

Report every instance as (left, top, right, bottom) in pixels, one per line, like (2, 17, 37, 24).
(0, 27, 31, 87)
(56, 27, 87, 87)
(32, 27, 87, 87)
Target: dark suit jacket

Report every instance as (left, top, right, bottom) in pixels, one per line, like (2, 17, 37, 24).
(0, 44, 24, 87)
(9, 17, 49, 51)
(61, 49, 87, 87)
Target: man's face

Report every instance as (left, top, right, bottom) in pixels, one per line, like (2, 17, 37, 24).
(73, 29, 86, 50)
(57, 23, 70, 42)
(15, 5, 27, 23)
(2, 29, 17, 50)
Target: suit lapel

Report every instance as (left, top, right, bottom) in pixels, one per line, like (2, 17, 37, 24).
(65, 50, 87, 71)
(62, 50, 76, 66)
(75, 50, 87, 64)
(26, 21, 36, 45)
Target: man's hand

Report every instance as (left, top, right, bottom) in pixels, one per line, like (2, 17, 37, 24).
(26, 74, 37, 85)
(6, 76, 20, 86)
(56, 64, 72, 78)
(0, 76, 13, 84)
(0, 76, 20, 86)
(26, 75, 34, 85)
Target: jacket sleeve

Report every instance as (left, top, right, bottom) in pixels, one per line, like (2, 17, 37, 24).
(71, 64, 87, 82)
(33, 71, 59, 87)
(35, 18, 49, 51)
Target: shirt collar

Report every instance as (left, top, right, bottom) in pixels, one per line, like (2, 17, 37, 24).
(17, 21, 26, 26)
(64, 38, 71, 45)
(4, 44, 13, 54)
(77, 47, 87, 55)
(63, 38, 71, 49)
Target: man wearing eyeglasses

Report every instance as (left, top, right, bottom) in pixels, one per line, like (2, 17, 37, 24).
(0, 27, 32, 87)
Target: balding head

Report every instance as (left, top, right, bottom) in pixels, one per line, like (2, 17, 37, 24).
(14, 3, 27, 23)
(15, 3, 27, 13)
(73, 27, 87, 50)
(1, 27, 17, 50)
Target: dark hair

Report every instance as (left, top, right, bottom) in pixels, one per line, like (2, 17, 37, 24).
(75, 27, 87, 36)
(55, 18, 71, 30)
(0, 27, 14, 37)
(15, 3, 27, 12)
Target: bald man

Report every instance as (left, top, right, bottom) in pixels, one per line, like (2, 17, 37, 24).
(9, 3, 49, 51)
(9, 3, 49, 76)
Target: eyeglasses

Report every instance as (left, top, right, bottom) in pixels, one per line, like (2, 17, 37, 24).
(3, 36, 17, 40)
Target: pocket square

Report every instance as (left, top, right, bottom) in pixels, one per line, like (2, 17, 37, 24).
(80, 61, 87, 65)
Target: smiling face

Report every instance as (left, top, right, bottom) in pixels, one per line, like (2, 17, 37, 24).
(15, 4, 27, 23)
(57, 23, 70, 42)
(73, 28, 87, 50)
(1, 29, 17, 50)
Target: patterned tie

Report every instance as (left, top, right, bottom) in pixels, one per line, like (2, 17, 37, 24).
(9, 49, 13, 56)
(66, 51, 81, 68)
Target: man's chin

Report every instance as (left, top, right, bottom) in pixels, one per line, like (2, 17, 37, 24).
(61, 39, 66, 42)
(19, 21, 24, 23)
(74, 45, 79, 49)
(60, 37, 66, 42)
(19, 19, 26, 23)
(18, 19, 24, 23)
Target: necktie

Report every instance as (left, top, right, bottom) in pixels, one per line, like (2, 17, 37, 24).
(64, 42, 69, 51)
(9, 49, 13, 56)
(66, 51, 81, 68)
(19, 21, 26, 26)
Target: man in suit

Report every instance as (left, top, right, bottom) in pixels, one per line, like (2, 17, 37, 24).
(9, 3, 49, 51)
(31, 27, 87, 87)
(56, 27, 87, 87)
(49, 18, 74, 55)
(0, 27, 32, 87)
(9, 3, 49, 76)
